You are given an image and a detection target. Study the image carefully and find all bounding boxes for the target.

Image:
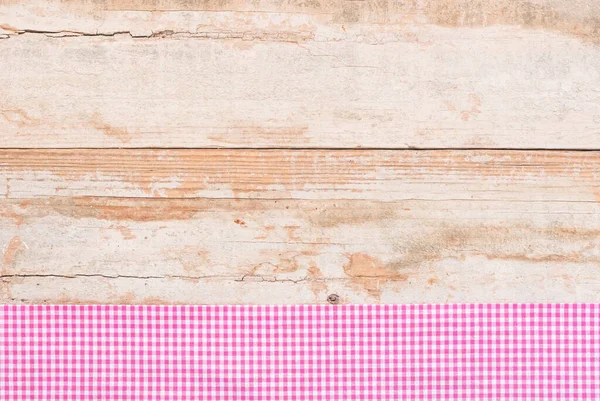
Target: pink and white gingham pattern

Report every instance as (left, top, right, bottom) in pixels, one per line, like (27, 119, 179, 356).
(1, 304, 599, 400)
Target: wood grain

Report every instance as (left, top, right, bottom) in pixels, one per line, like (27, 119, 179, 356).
(1, 0, 600, 148)
(2, 1, 599, 305)
(1, 149, 599, 201)
(2, 197, 599, 304)
(2, 150, 599, 304)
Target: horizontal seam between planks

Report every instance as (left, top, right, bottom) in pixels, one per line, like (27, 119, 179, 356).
(1, 147, 600, 152)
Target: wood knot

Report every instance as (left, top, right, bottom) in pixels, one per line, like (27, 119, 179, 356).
(327, 294, 340, 304)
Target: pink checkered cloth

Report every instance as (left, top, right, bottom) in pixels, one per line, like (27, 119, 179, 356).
(1, 304, 599, 400)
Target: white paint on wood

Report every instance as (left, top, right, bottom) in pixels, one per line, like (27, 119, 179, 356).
(2, 164, 599, 304)
(1, 1, 599, 305)
(1, 1, 600, 148)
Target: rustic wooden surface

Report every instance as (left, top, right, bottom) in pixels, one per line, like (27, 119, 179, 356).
(1, 0, 599, 304)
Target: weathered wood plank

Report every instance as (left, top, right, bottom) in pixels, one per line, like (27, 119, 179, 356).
(2, 197, 599, 304)
(3, 0, 599, 42)
(1, 149, 599, 201)
(1, 1, 600, 148)
(2, 149, 600, 304)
